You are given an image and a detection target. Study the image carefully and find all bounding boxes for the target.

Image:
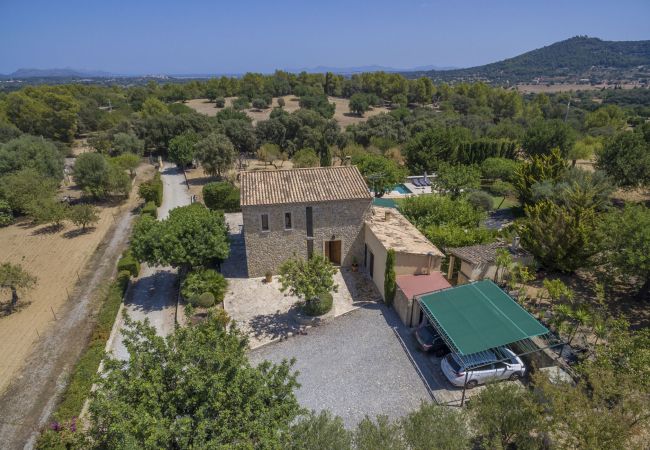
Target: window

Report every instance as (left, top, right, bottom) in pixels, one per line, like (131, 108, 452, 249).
(261, 214, 269, 232)
(306, 206, 313, 237)
(284, 212, 292, 230)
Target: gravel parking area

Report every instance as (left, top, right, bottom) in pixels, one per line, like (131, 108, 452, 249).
(249, 303, 432, 427)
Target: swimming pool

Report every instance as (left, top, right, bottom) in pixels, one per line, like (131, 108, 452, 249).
(392, 184, 412, 194)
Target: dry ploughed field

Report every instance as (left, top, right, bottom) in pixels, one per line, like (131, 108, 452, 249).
(186, 95, 390, 127)
(0, 166, 152, 394)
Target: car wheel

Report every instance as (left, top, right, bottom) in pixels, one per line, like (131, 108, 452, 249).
(509, 372, 522, 381)
(465, 379, 478, 389)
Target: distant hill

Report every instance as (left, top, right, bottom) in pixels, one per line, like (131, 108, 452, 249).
(287, 64, 457, 74)
(1, 67, 118, 79)
(405, 36, 650, 84)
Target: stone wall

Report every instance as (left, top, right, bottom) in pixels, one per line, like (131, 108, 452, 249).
(243, 198, 371, 277)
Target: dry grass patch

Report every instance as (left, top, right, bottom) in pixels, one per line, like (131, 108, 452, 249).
(0, 164, 154, 394)
(186, 96, 390, 128)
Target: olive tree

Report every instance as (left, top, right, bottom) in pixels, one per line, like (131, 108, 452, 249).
(0, 262, 37, 311)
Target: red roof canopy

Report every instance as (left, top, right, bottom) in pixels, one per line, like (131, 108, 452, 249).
(396, 272, 451, 300)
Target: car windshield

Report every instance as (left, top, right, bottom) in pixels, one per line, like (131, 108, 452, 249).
(445, 354, 462, 372)
(418, 324, 439, 343)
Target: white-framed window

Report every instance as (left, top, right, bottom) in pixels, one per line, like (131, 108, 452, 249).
(284, 212, 292, 230)
(261, 213, 269, 232)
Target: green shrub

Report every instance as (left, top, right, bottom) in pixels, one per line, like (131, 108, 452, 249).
(214, 97, 225, 108)
(202, 182, 240, 212)
(489, 180, 516, 197)
(189, 292, 216, 308)
(480, 157, 520, 182)
(138, 172, 163, 206)
(141, 200, 157, 218)
(116, 270, 131, 291)
(0, 199, 13, 226)
(117, 250, 140, 277)
(384, 249, 396, 306)
(467, 190, 494, 212)
(181, 268, 228, 303)
(303, 292, 333, 316)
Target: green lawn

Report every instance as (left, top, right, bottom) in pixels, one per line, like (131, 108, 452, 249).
(489, 194, 520, 210)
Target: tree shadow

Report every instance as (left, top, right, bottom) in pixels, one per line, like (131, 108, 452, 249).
(0, 299, 31, 317)
(187, 174, 219, 187)
(31, 223, 64, 236)
(342, 112, 363, 118)
(63, 227, 96, 239)
(248, 304, 303, 341)
(125, 270, 177, 314)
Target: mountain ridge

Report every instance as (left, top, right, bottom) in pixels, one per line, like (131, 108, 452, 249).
(404, 36, 650, 83)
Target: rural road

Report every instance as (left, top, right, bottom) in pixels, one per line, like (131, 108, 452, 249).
(0, 180, 140, 450)
(110, 163, 191, 360)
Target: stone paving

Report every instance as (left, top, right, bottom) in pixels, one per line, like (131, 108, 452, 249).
(221, 212, 383, 348)
(223, 269, 381, 348)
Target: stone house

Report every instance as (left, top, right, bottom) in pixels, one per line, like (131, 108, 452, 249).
(446, 240, 534, 285)
(240, 166, 372, 277)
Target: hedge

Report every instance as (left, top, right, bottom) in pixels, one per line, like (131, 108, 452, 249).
(138, 172, 163, 207)
(117, 250, 140, 277)
(202, 182, 240, 212)
(51, 274, 129, 422)
(303, 292, 333, 316)
(141, 201, 157, 218)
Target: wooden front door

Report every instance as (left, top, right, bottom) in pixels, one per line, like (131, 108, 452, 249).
(324, 240, 342, 265)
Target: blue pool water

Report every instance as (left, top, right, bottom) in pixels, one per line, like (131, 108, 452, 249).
(392, 184, 412, 194)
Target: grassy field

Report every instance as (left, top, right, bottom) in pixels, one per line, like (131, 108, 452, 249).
(186, 96, 390, 127)
(0, 164, 153, 395)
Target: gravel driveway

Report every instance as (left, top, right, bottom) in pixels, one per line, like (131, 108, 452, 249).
(249, 303, 432, 427)
(109, 163, 190, 360)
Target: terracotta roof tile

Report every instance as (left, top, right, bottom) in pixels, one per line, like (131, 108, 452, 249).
(447, 241, 530, 265)
(240, 166, 371, 206)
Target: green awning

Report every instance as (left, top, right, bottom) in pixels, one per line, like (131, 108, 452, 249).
(418, 280, 548, 356)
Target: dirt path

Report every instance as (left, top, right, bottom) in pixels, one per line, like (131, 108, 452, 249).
(109, 163, 190, 361)
(0, 188, 144, 450)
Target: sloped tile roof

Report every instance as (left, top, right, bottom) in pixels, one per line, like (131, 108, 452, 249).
(447, 241, 529, 265)
(397, 272, 451, 300)
(240, 166, 371, 206)
(365, 207, 444, 256)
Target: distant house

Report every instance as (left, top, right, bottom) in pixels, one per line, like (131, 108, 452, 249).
(446, 240, 534, 285)
(240, 166, 372, 277)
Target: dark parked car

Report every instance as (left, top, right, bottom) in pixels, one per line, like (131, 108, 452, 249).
(415, 323, 450, 356)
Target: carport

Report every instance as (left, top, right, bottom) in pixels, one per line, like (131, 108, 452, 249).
(417, 280, 563, 405)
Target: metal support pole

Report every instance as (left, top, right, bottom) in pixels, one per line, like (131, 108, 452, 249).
(460, 370, 469, 407)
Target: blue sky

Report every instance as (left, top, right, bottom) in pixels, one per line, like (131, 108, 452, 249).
(1, 0, 649, 74)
